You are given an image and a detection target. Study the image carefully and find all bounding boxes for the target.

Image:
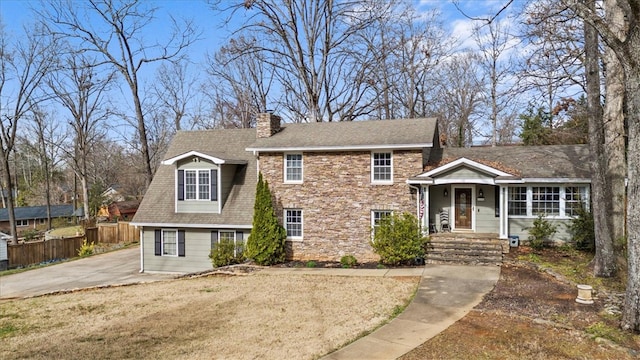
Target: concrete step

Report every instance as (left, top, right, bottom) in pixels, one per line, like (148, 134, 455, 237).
(425, 238, 503, 265)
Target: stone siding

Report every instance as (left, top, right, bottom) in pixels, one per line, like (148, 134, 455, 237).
(260, 150, 422, 262)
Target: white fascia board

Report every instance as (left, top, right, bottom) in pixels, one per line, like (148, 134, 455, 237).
(130, 222, 253, 229)
(433, 178, 496, 185)
(245, 143, 432, 152)
(162, 151, 227, 165)
(495, 179, 525, 184)
(521, 178, 592, 184)
(419, 157, 514, 178)
(406, 179, 434, 185)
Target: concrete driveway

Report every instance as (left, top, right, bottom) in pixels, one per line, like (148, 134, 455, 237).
(0, 247, 175, 299)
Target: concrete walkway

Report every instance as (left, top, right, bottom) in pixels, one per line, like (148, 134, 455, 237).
(320, 264, 500, 359)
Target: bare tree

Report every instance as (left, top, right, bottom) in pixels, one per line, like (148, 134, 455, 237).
(583, 0, 616, 278)
(518, 0, 585, 125)
(25, 106, 66, 230)
(205, 36, 275, 128)
(474, 19, 520, 145)
(41, 0, 199, 188)
(151, 61, 200, 131)
(602, 0, 627, 250)
(212, 0, 396, 122)
(433, 53, 485, 147)
(0, 24, 58, 243)
(47, 53, 113, 221)
(562, 0, 640, 332)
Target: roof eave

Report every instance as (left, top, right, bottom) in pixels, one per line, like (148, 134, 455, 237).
(246, 143, 433, 152)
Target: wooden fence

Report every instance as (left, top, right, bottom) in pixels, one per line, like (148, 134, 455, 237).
(7, 222, 139, 269)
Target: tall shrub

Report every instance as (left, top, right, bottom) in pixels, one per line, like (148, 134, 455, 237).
(370, 212, 429, 266)
(246, 173, 287, 265)
(566, 204, 595, 252)
(528, 214, 557, 250)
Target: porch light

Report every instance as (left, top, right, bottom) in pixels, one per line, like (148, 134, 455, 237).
(478, 189, 484, 198)
(443, 188, 448, 197)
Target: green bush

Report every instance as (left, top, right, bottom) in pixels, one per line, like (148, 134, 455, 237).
(209, 239, 244, 267)
(528, 214, 557, 250)
(77, 239, 95, 257)
(340, 255, 358, 268)
(305, 261, 317, 268)
(246, 173, 287, 266)
(370, 212, 429, 266)
(566, 203, 595, 252)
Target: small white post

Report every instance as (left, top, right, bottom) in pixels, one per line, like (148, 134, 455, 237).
(576, 284, 594, 304)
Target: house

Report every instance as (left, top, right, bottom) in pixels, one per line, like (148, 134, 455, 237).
(0, 204, 81, 234)
(0, 231, 9, 271)
(101, 185, 126, 202)
(132, 113, 590, 273)
(98, 200, 141, 222)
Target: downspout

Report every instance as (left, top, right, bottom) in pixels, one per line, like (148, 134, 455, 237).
(408, 184, 421, 230)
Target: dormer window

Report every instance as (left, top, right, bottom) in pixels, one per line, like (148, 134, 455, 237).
(178, 169, 218, 201)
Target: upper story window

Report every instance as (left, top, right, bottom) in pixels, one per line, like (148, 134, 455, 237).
(285, 153, 303, 183)
(178, 169, 218, 201)
(372, 152, 393, 184)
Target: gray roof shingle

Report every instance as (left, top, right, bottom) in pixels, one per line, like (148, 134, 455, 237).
(247, 117, 438, 150)
(132, 128, 257, 227)
(426, 144, 591, 179)
(0, 204, 76, 221)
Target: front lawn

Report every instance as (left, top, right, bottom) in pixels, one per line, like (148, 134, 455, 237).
(0, 273, 418, 359)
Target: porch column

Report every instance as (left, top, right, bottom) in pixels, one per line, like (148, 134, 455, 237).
(422, 186, 429, 232)
(499, 186, 508, 239)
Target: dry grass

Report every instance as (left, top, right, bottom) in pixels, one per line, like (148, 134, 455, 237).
(0, 273, 418, 360)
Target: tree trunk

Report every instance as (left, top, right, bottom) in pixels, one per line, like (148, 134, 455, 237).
(0, 154, 18, 244)
(584, 0, 616, 277)
(622, 61, 640, 332)
(603, 0, 627, 247)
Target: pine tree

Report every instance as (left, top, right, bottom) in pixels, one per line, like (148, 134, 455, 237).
(246, 173, 287, 265)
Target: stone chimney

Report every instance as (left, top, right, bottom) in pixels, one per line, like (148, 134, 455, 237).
(256, 112, 282, 138)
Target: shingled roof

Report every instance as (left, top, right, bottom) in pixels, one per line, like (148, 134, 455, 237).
(246, 117, 438, 151)
(0, 204, 76, 221)
(425, 144, 591, 180)
(132, 128, 257, 227)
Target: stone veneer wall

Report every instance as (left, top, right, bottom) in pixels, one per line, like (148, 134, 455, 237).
(259, 150, 423, 262)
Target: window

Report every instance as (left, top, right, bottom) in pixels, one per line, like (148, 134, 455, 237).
(508, 187, 527, 216)
(162, 230, 177, 256)
(372, 210, 392, 228)
(16, 219, 28, 227)
(372, 152, 392, 183)
(284, 209, 303, 239)
(154, 229, 185, 257)
(532, 186, 560, 216)
(212, 230, 245, 257)
(178, 169, 217, 201)
(565, 186, 588, 217)
(285, 153, 303, 183)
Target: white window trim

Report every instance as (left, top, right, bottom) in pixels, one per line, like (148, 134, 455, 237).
(161, 229, 179, 257)
(284, 209, 303, 241)
(507, 185, 589, 219)
(184, 169, 211, 201)
(284, 153, 303, 184)
(371, 151, 394, 184)
(16, 219, 28, 227)
(371, 210, 393, 240)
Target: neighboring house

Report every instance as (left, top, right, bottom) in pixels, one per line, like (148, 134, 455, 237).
(0, 231, 8, 270)
(0, 204, 81, 233)
(98, 200, 141, 222)
(101, 185, 126, 202)
(133, 113, 591, 273)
